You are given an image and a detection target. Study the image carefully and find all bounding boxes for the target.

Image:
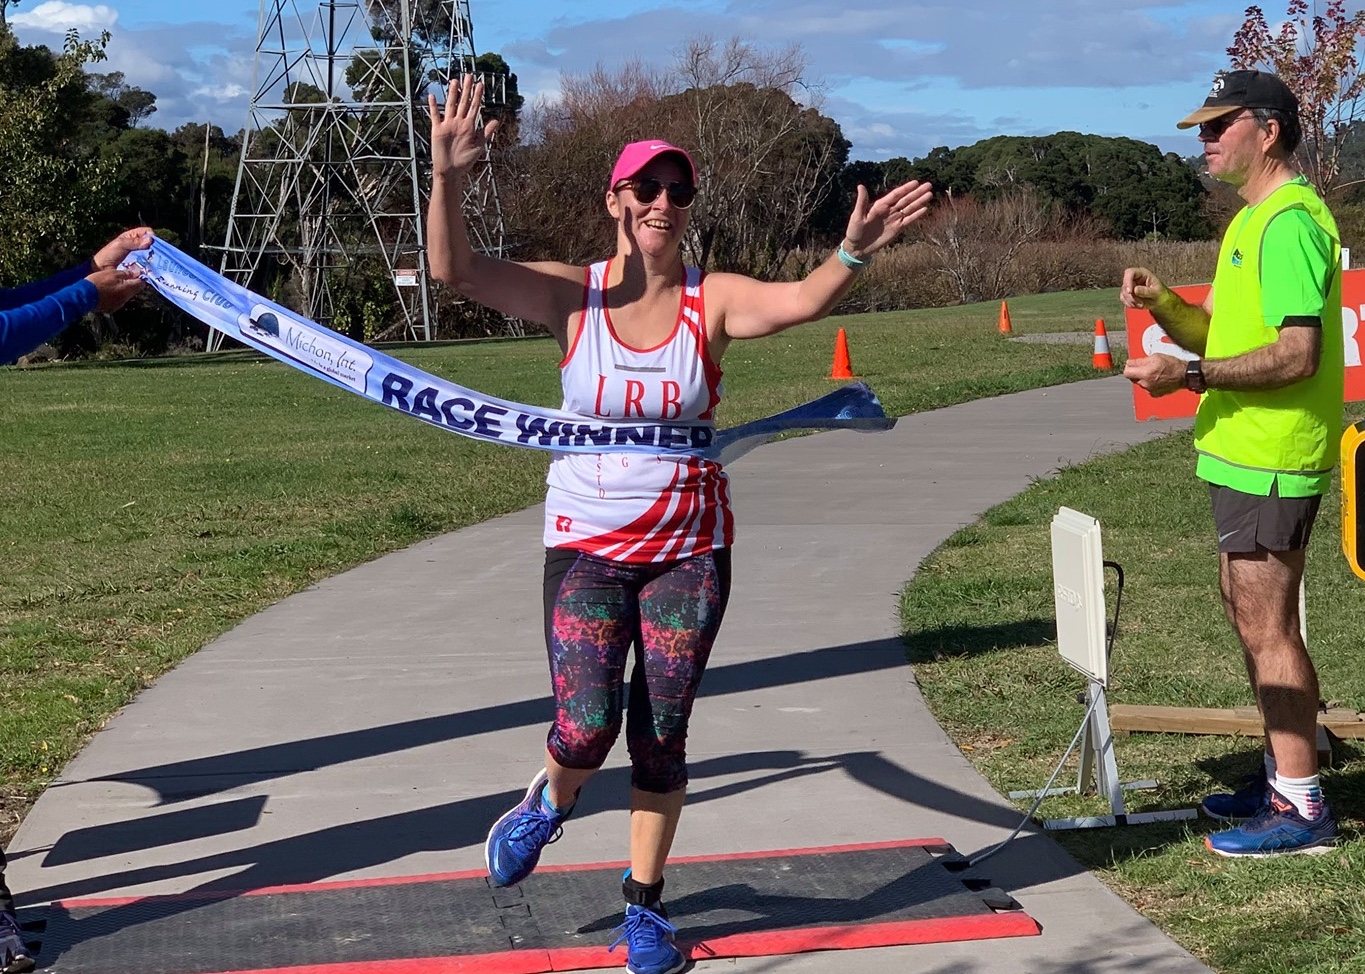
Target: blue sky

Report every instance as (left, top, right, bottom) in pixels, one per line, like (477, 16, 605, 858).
(8, 0, 1354, 160)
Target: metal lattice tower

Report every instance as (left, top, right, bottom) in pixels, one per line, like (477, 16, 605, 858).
(213, 0, 511, 346)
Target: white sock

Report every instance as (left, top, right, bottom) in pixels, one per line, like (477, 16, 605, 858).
(1273, 773, 1323, 820)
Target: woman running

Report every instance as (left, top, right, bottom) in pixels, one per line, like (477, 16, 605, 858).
(427, 75, 932, 974)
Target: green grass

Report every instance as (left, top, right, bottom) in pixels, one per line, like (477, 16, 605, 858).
(901, 407, 1365, 974)
(897, 287, 1125, 333)
(0, 293, 1121, 825)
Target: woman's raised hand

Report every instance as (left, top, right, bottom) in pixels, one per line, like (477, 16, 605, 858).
(429, 74, 500, 178)
(842, 180, 934, 258)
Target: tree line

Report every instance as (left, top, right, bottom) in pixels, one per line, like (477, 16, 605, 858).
(0, 24, 1261, 358)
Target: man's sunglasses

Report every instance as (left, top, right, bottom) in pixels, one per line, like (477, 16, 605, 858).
(614, 178, 697, 209)
(1198, 111, 1259, 139)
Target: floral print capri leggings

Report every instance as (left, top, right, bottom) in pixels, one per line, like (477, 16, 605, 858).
(542, 547, 732, 793)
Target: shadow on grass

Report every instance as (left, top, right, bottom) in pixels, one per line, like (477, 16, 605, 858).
(1192, 749, 1265, 793)
(1057, 734, 1365, 869)
(1054, 816, 1212, 870)
(1319, 739, 1365, 825)
(14, 349, 261, 371)
(1193, 738, 1365, 824)
(25, 334, 549, 373)
(903, 618, 1055, 664)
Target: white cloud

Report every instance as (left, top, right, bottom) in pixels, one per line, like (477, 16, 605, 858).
(475, 0, 1252, 158)
(10, 1, 118, 32)
(829, 96, 996, 160)
(190, 83, 249, 102)
(0, 0, 1297, 159)
(483, 0, 1239, 91)
(10, 15, 258, 133)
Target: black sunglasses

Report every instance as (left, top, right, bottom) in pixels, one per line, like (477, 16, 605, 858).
(615, 177, 697, 209)
(1198, 111, 1258, 139)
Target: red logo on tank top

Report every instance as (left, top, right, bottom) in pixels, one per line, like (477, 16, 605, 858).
(555, 515, 573, 532)
(593, 374, 685, 419)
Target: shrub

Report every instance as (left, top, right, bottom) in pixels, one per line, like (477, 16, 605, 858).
(823, 237, 1218, 314)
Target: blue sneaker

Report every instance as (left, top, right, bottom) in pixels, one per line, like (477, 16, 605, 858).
(0, 910, 33, 973)
(609, 903, 684, 974)
(1201, 769, 1269, 821)
(485, 770, 573, 887)
(1205, 788, 1340, 858)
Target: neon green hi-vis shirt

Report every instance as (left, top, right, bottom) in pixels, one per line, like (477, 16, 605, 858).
(1194, 176, 1345, 497)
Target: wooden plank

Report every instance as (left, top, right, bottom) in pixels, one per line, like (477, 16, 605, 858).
(1322, 708, 1364, 722)
(1110, 704, 1365, 739)
(1232, 705, 1361, 722)
(1111, 705, 1262, 736)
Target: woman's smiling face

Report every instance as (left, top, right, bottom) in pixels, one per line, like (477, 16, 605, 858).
(609, 156, 693, 253)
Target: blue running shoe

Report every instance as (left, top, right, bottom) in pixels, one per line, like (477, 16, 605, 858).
(1205, 788, 1339, 858)
(0, 910, 34, 973)
(609, 904, 684, 974)
(1201, 769, 1269, 821)
(485, 770, 573, 887)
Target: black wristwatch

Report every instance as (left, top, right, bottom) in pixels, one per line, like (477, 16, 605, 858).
(1185, 359, 1206, 394)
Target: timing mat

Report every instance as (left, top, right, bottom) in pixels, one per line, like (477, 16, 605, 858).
(25, 838, 1038, 973)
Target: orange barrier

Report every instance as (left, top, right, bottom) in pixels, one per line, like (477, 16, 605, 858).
(998, 300, 1012, 334)
(1124, 272, 1365, 420)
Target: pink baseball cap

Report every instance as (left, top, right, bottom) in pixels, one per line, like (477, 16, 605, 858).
(609, 139, 697, 189)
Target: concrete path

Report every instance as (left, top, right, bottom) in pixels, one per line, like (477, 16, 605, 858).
(7, 376, 1213, 973)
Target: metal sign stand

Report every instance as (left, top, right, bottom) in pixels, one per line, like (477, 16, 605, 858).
(1011, 681, 1196, 829)
(1011, 508, 1198, 830)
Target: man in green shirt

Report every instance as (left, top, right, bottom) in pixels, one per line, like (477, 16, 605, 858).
(1121, 70, 1343, 857)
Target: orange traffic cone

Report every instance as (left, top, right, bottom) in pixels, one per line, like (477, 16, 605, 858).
(998, 300, 1013, 334)
(829, 327, 855, 379)
(1092, 318, 1114, 370)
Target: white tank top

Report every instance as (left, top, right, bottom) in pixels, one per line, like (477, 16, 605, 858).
(543, 259, 732, 562)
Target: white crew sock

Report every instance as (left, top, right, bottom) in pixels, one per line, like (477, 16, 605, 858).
(1273, 773, 1324, 821)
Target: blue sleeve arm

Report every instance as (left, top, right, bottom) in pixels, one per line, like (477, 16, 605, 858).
(0, 261, 95, 311)
(0, 280, 99, 363)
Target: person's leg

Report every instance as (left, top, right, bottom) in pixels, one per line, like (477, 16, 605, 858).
(1202, 485, 1288, 821)
(1222, 548, 1319, 778)
(625, 549, 730, 884)
(1205, 488, 1337, 856)
(1217, 545, 1266, 717)
(485, 550, 638, 887)
(628, 789, 686, 886)
(542, 549, 640, 805)
(1212, 555, 1278, 794)
(608, 550, 730, 974)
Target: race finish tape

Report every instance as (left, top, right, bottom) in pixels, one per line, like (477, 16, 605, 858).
(123, 237, 895, 464)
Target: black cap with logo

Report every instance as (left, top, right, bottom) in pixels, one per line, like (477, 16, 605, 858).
(1177, 70, 1299, 130)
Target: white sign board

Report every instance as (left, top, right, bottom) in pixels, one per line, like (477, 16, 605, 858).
(1051, 507, 1108, 685)
(393, 270, 418, 287)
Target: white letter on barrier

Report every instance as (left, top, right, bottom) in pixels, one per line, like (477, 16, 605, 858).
(1345, 306, 1362, 367)
(1142, 323, 1198, 361)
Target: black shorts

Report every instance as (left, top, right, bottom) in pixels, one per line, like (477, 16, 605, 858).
(1209, 483, 1321, 553)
